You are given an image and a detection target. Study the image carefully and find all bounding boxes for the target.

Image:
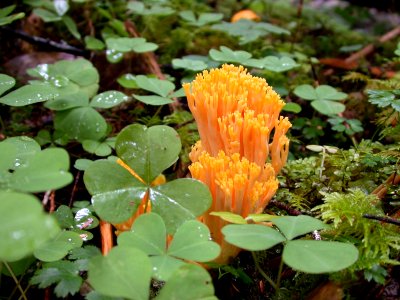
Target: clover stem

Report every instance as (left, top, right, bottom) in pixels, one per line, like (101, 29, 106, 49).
(251, 252, 277, 291)
(276, 255, 284, 290)
(4, 262, 28, 300)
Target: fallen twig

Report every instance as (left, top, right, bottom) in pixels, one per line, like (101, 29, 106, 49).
(68, 171, 80, 207)
(345, 26, 400, 64)
(363, 214, 400, 226)
(100, 221, 113, 255)
(269, 199, 304, 216)
(1, 26, 90, 57)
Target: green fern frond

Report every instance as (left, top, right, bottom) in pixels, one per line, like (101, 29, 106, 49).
(342, 72, 369, 83)
(366, 79, 400, 90)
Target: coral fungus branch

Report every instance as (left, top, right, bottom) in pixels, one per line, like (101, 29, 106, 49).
(185, 64, 291, 263)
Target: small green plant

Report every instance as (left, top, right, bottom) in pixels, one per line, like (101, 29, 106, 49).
(293, 84, 348, 116)
(208, 46, 299, 72)
(0, 5, 24, 26)
(131, 75, 185, 106)
(327, 116, 363, 136)
(313, 189, 400, 282)
(211, 19, 290, 44)
(88, 213, 220, 299)
(83, 123, 212, 233)
(217, 213, 358, 290)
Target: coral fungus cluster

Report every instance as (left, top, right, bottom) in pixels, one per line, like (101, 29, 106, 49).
(184, 64, 291, 263)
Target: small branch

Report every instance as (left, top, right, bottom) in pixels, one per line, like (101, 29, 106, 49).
(42, 190, 55, 212)
(69, 171, 81, 207)
(49, 190, 56, 213)
(1, 26, 90, 57)
(269, 199, 303, 216)
(296, 0, 304, 19)
(363, 214, 400, 226)
(100, 221, 113, 255)
(42, 190, 51, 206)
(345, 26, 400, 64)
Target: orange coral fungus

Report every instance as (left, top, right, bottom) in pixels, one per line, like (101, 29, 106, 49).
(184, 64, 291, 263)
(231, 9, 260, 23)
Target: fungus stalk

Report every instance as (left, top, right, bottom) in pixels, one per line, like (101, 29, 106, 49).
(184, 64, 291, 263)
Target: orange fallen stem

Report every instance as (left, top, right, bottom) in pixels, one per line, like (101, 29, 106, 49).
(100, 221, 113, 255)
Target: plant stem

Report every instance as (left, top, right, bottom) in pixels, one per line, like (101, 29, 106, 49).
(18, 283, 31, 300)
(4, 262, 28, 300)
(276, 256, 284, 289)
(153, 105, 163, 119)
(251, 252, 278, 291)
(350, 135, 358, 149)
(319, 147, 326, 179)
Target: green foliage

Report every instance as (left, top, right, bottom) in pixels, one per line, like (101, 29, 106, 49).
(33, 230, 83, 262)
(117, 74, 184, 105)
(172, 55, 219, 72)
(0, 84, 60, 106)
(327, 116, 363, 136)
(282, 240, 358, 274)
(132, 75, 180, 105)
(277, 140, 397, 212)
(211, 19, 290, 44)
(0, 58, 133, 145)
(89, 246, 152, 300)
(209, 46, 259, 67)
(223, 224, 287, 250)
(364, 264, 388, 284)
(291, 117, 326, 142)
(395, 42, 400, 56)
(366, 89, 400, 111)
(0, 73, 16, 95)
(127, 1, 175, 16)
(172, 57, 208, 71)
(0, 5, 25, 26)
(84, 123, 212, 233)
(24, 0, 81, 38)
(313, 189, 400, 275)
(211, 211, 279, 224)
(209, 46, 299, 72)
(0, 191, 60, 262)
(31, 260, 83, 298)
(179, 11, 223, 27)
(0, 137, 73, 192)
(293, 84, 347, 116)
(221, 215, 358, 274)
(262, 56, 299, 72)
(163, 110, 199, 164)
(105, 37, 158, 54)
(88, 213, 218, 299)
(154, 264, 217, 300)
(118, 213, 220, 281)
(84, 36, 105, 50)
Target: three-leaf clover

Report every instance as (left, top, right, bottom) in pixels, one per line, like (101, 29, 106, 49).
(84, 124, 212, 234)
(294, 84, 347, 115)
(221, 215, 358, 274)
